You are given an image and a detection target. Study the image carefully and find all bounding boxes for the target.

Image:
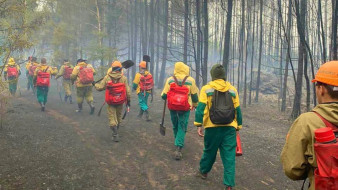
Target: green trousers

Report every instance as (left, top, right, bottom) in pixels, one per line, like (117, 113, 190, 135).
(199, 127, 236, 187)
(36, 86, 49, 104)
(169, 110, 190, 148)
(8, 82, 17, 95)
(138, 92, 150, 111)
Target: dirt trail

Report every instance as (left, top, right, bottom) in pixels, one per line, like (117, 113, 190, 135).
(0, 80, 303, 190)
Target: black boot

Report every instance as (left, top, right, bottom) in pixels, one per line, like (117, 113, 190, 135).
(40, 103, 45, 112)
(111, 126, 119, 142)
(137, 109, 144, 118)
(76, 103, 82, 112)
(144, 110, 151, 121)
(174, 146, 182, 160)
(69, 96, 73, 104)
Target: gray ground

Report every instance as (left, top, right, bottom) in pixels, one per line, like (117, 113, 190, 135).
(0, 79, 303, 190)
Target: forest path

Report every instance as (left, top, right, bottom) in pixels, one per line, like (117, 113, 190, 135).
(0, 80, 302, 190)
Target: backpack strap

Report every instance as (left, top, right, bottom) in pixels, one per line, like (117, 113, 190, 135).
(172, 75, 188, 87)
(44, 66, 49, 73)
(313, 111, 338, 130)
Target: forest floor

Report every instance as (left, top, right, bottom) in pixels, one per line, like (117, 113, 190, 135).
(0, 79, 305, 190)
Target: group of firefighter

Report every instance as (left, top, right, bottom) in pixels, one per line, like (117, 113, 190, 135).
(3, 55, 338, 190)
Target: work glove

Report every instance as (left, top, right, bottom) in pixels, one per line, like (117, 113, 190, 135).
(127, 100, 131, 107)
(92, 81, 96, 86)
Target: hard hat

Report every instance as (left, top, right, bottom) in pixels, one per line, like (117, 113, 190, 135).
(312, 61, 338, 86)
(111, 61, 122, 68)
(139, 61, 147, 69)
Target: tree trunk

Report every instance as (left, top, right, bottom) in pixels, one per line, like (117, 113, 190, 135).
(255, 0, 263, 102)
(332, 0, 337, 60)
(157, 0, 168, 88)
(196, 0, 201, 87)
(249, 0, 256, 105)
(222, 0, 233, 80)
(202, 0, 208, 85)
(183, 0, 189, 64)
(149, 0, 155, 74)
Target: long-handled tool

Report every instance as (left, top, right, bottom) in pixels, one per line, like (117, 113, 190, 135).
(93, 60, 135, 85)
(122, 104, 130, 120)
(236, 131, 243, 156)
(160, 99, 167, 136)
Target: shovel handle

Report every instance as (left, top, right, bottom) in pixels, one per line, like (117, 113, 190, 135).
(161, 99, 167, 125)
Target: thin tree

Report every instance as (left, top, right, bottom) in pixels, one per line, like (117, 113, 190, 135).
(222, 0, 233, 80)
(255, 0, 263, 102)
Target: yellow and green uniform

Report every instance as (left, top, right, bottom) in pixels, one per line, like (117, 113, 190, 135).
(133, 71, 152, 112)
(71, 62, 96, 106)
(95, 71, 131, 127)
(194, 79, 242, 187)
(161, 62, 199, 148)
(27, 62, 40, 93)
(56, 62, 74, 97)
(4, 58, 21, 95)
(33, 64, 58, 104)
(281, 103, 338, 190)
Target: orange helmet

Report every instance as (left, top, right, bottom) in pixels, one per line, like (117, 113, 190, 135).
(139, 61, 147, 69)
(312, 61, 338, 86)
(111, 61, 122, 68)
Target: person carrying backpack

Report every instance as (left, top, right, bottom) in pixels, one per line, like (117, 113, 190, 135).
(161, 62, 199, 160)
(94, 61, 131, 142)
(281, 61, 338, 190)
(56, 59, 74, 104)
(33, 58, 58, 111)
(4, 58, 21, 96)
(132, 61, 154, 121)
(71, 59, 96, 114)
(194, 64, 242, 190)
(27, 57, 39, 94)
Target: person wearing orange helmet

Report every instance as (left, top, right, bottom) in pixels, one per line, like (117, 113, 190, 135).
(94, 61, 131, 142)
(132, 61, 154, 121)
(281, 61, 338, 190)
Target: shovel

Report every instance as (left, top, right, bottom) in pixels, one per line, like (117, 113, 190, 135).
(122, 104, 130, 120)
(160, 99, 167, 136)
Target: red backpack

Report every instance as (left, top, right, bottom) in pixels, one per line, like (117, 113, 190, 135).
(313, 112, 338, 190)
(167, 76, 190, 111)
(78, 65, 94, 84)
(63, 66, 73, 80)
(7, 66, 18, 78)
(29, 65, 38, 76)
(36, 67, 50, 87)
(140, 74, 154, 91)
(105, 78, 127, 105)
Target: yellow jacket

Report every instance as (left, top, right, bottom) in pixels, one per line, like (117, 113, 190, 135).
(4, 58, 21, 82)
(133, 71, 152, 94)
(95, 71, 131, 101)
(161, 62, 199, 108)
(25, 61, 32, 70)
(281, 103, 338, 190)
(56, 62, 74, 80)
(71, 62, 96, 87)
(194, 79, 242, 130)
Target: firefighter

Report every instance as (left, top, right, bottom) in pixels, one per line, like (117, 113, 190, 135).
(161, 62, 199, 160)
(194, 64, 242, 190)
(33, 58, 58, 111)
(25, 56, 32, 90)
(55, 59, 74, 103)
(71, 59, 96, 114)
(4, 58, 21, 96)
(94, 61, 131, 142)
(27, 57, 39, 94)
(281, 61, 338, 190)
(132, 61, 154, 121)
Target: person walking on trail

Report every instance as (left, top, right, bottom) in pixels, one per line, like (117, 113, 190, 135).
(25, 56, 32, 90)
(27, 57, 39, 94)
(194, 64, 242, 190)
(94, 61, 131, 142)
(71, 59, 96, 114)
(161, 62, 199, 160)
(132, 61, 154, 121)
(4, 58, 21, 96)
(33, 58, 58, 111)
(281, 61, 338, 190)
(55, 59, 74, 104)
